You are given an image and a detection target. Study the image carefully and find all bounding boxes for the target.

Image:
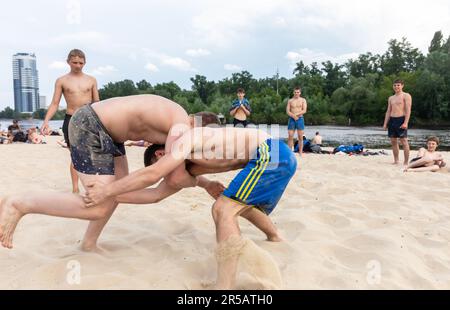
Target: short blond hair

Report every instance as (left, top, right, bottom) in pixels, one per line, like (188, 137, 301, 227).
(67, 49, 86, 62)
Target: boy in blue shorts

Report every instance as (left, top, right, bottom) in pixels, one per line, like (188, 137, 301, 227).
(286, 87, 308, 156)
(124, 126, 297, 289)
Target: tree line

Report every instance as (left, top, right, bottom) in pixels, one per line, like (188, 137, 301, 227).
(2, 31, 449, 127)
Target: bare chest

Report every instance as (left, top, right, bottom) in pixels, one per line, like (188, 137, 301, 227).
(63, 83, 92, 96)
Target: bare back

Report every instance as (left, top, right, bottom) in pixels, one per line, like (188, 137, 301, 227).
(60, 73, 98, 115)
(91, 95, 190, 144)
(288, 97, 306, 117)
(188, 127, 271, 168)
(388, 92, 411, 117)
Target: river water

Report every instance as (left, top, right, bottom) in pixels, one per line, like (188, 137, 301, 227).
(1, 119, 449, 151)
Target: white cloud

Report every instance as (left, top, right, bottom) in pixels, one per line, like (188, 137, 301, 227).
(141, 48, 197, 72)
(161, 57, 196, 72)
(224, 64, 242, 71)
(49, 61, 69, 70)
(286, 49, 359, 68)
(90, 65, 117, 76)
(145, 63, 159, 73)
(186, 48, 211, 57)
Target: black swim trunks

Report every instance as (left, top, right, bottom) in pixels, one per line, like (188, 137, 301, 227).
(62, 114, 72, 147)
(388, 116, 407, 138)
(233, 118, 248, 128)
(69, 104, 126, 175)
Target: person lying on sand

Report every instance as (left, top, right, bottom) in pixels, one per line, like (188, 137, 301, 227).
(404, 136, 446, 173)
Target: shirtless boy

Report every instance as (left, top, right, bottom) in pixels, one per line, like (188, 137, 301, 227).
(41, 49, 100, 193)
(286, 87, 307, 156)
(1, 95, 220, 251)
(1, 124, 297, 289)
(383, 79, 412, 166)
(404, 136, 446, 172)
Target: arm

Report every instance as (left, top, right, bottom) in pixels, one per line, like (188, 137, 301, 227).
(383, 98, 392, 129)
(402, 94, 412, 129)
(230, 105, 240, 117)
(163, 121, 199, 189)
(92, 78, 100, 102)
(115, 180, 180, 204)
(85, 131, 195, 207)
(241, 104, 251, 116)
(186, 161, 246, 176)
(300, 99, 308, 116)
(41, 79, 63, 135)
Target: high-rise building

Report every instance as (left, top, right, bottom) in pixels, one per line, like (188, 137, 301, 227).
(13, 53, 40, 113)
(39, 95, 47, 109)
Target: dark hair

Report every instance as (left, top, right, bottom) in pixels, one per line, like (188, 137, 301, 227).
(67, 49, 86, 62)
(144, 144, 165, 167)
(294, 86, 302, 91)
(236, 88, 245, 93)
(315, 132, 320, 135)
(193, 112, 220, 127)
(393, 79, 404, 85)
(427, 136, 440, 145)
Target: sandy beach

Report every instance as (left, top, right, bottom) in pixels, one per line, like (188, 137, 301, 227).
(1, 136, 449, 289)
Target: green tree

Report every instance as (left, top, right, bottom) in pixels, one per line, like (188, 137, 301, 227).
(136, 79, 153, 92)
(429, 31, 444, 53)
(321, 61, 347, 97)
(190, 75, 216, 105)
(0, 107, 16, 119)
(153, 82, 181, 100)
(381, 38, 424, 75)
(99, 79, 138, 99)
(345, 52, 380, 78)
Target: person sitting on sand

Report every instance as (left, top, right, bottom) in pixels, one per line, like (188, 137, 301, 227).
(311, 131, 322, 146)
(404, 136, 446, 173)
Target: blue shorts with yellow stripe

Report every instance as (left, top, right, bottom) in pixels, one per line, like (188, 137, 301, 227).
(223, 139, 297, 215)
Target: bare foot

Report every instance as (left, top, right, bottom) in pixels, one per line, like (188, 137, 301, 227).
(72, 189, 80, 194)
(267, 233, 285, 242)
(0, 197, 24, 249)
(392, 161, 400, 165)
(80, 241, 104, 254)
(267, 236, 284, 242)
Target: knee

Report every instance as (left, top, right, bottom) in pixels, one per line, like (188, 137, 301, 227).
(92, 205, 111, 220)
(211, 199, 233, 223)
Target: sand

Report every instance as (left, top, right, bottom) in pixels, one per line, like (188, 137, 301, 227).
(1, 136, 450, 289)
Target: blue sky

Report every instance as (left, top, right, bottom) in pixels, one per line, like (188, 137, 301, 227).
(1, 0, 450, 110)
